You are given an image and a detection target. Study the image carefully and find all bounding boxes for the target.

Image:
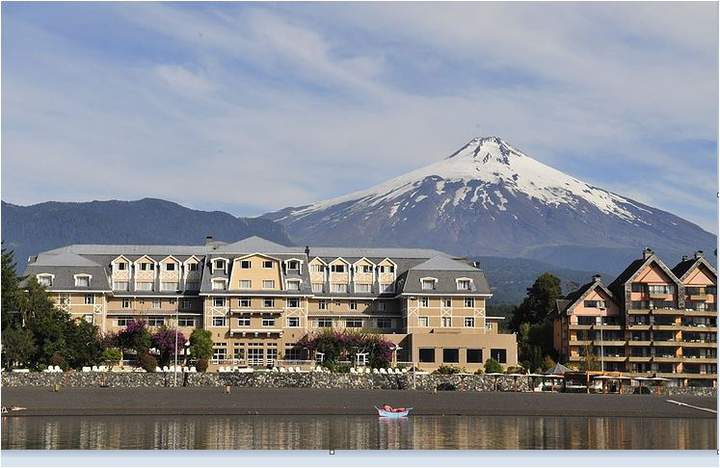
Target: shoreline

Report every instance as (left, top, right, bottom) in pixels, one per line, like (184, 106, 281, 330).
(2, 387, 716, 419)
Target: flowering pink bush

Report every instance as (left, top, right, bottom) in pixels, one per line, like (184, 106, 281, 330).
(298, 329, 394, 368)
(151, 327, 186, 366)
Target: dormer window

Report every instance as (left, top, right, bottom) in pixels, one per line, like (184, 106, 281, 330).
(378, 265, 395, 273)
(165, 263, 176, 271)
(421, 278, 437, 291)
(37, 274, 54, 287)
(262, 260, 273, 269)
(456, 279, 472, 291)
(188, 263, 199, 272)
(286, 279, 301, 291)
(116, 263, 127, 271)
(213, 259, 226, 271)
(74, 274, 91, 287)
(331, 264, 345, 273)
(140, 263, 154, 271)
(287, 260, 300, 270)
(310, 264, 325, 273)
(211, 279, 227, 291)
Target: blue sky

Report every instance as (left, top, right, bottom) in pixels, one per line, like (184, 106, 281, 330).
(2, 2, 718, 232)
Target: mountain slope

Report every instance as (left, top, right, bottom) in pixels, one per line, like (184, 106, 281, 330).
(2, 198, 292, 269)
(264, 137, 716, 273)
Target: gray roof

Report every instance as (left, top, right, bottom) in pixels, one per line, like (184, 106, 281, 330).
(23, 264, 111, 291)
(409, 255, 476, 271)
(309, 246, 446, 259)
(214, 236, 303, 254)
(401, 269, 492, 295)
(34, 251, 102, 267)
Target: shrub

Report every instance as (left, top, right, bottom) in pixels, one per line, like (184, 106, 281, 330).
(151, 327, 186, 366)
(325, 362, 352, 373)
(189, 329, 213, 361)
(101, 347, 122, 369)
(474, 368, 484, 375)
(138, 352, 157, 373)
(505, 366, 526, 374)
(484, 358, 503, 374)
(49, 351, 66, 370)
(433, 365, 464, 375)
(297, 329, 394, 368)
(196, 358, 209, 373)
(118, 320, 151, 354)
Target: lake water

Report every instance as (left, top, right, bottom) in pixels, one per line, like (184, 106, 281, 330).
(1, 415, 716, 450)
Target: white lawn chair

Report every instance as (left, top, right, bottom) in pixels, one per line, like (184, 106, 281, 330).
(189, 366, 197, 373)
(279, 367, 287, 373)
(155, 366, 162, 372)
(372, 368, 379, 374)
(91, 365, 99, 372)
(294, 367, 301, 373)
(379, 368, 387, 374)
(82, 366, 91, 372)
(394, 368, 402, 374)
(218, 366, 226, 373)
(350, 368, 357, 374)
(162, 366, 170, 372)
(99, 365, 108, 372)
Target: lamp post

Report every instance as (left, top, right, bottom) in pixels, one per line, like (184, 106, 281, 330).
(174, 306, 180, 387)
(595, 316, 604, 372)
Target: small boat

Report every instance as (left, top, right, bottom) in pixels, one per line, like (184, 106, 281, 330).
(375, 406, 412, 418)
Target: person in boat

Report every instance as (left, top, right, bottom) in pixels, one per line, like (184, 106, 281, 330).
(382, 404, 407, 413)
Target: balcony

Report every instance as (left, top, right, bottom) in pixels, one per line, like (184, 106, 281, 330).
(594, 340, 626, 346)
(627, 340, 652, 346)
(593, 324, 622, 331)
(627, 324, 651, 330)
(681, 340, 717, 348)
(683, 356, 717, 364)
(568, 340, 591, 346)
(627, 356, 652, 362)
(651, 324, 680, 331)
(652, 340, 681, 347)
(569, 323, 592, 330)
(653, 356, 683, 363)
(689, 294, 708, 301)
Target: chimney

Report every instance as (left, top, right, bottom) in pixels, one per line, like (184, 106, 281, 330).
(205, 235, 214, 246)
(642, 247, 654, 260)
(592, 274, 602, 282)
(304, 245, 310, 257)
(695, 250, 704, 259)
(681, 255, 688, 262)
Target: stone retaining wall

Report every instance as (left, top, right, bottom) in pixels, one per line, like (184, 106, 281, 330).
(2, 372, 715, 397)
(1, 371, 528, 392)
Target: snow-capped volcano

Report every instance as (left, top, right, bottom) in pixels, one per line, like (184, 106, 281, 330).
(264, 137, 715, 273)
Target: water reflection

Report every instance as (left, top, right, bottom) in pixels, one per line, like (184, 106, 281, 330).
(2, 415, 716, 450)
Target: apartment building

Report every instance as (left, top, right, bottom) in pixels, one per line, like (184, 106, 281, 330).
(24, 236, 518, 371)
(554, 248, 717, 387)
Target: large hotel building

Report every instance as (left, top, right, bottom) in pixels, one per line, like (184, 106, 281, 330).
(24, 236, 518, 371)
(554, 248, 717, 387)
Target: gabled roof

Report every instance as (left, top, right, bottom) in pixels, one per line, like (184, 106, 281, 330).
(409, 255, 476, 271)
(557, 277, 614, 315)
(608, 251, 680, 293)
(672, 255, 717, 282)
(545, 363, 571, 375)
(217, 236, 297, 254)
(32, 252, 102, 267)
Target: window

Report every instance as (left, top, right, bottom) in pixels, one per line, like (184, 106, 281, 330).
(262, 317, 276, 327)
(237, 317, 251, 327)
(420, 297, 429, 308)
(421, 279, 436, 290)
(148, 317, 164, 327)
(262, 280, 275, 289)
(37, 275, 53, 287)
(350, 301, 358, 310)
(464, 317, 475, 328)
(491, 349, 507, 364)
(212, 279, 226, 291)
(648, 284, 675, 295)
(213, 297, 226, 307)
(345, 319, 363, 328)
(464, 297, 475, 308)
(380, 283, 394, 293)
(441, 317, 452, 328)
(233, 346, 245, 361)
(178, 317, 195, 327)
(418, 316, 429, 327)
(583, 300, 606, 308)
(318, 300, 328, 310)
(213, 259, 226, 271)
(152, 299, 161, 309)
(113, 281, 129, 291)
(376, 302, 386, 312)
(239, 298, 251, 308)
(330, 283, 347, 293)
(180, 299, 193, 310)
(443, 348, 459, 363)
(631, 283, 645, 293)
(188, 263, 199, 271)
(360, 265, 372, 273)
(240, 260, 251, 269)
(467, 349, 483, 363)
(212, 317, 227, 327)
(286, 280, 300, 291)
(239, 280, 252, 289)
(75, 275, 91, 287)
(136, 282, 153, 291)
(212, 346, 227, 362)
(287, 260, 300, 270)
(378, 265, 395, 273)
(165, 263, 175, 271)
(312, 283, 324, 293)
(263, 260, 273, 269)
(266, 348, 278, 365)
(117, 262, 127, 271)
(377, 318, 392, 329)
(287, 317, 300, 328)
(185, 281, 200, 291)
(263, 298, 275, 308)
(330, 264, 346, 273)
(419, 348, 435, 363)
(284, 346, 303, 361)
(310, 264, 325, 273)
(287, 298, 299, 308)
(457, 279, 472, 290)
(355, 283, 371, 293)
(247, 348, 264, 366)
(161, 282, 179, 291)
(443, 298, 452, 308)
(84, 294, 95, 305)
(121, 298, 132, 309)
(317, 318, 332, 328)
(117, 317, 132, 327)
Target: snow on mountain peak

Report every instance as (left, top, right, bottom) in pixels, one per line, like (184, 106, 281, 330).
(283, 137, 646, 223)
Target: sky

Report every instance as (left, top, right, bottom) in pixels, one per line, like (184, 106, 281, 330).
(2, 2, 718, 232)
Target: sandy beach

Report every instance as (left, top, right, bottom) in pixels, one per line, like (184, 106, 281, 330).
(2, 387, 716, 418)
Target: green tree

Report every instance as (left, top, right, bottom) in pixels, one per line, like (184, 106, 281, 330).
(117, 320, 151, 354)
(484, 358, 503, 373)
(189, 329, 213, 361)
(542, 355, 556, 371)
(1, 245, 22, 329)
(580, 343, 599, 371)
(101, 348, 122, 370)
(1, 326, 36, 369)
(510, 273, 562, 331)
(63, 319, 104, 368)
